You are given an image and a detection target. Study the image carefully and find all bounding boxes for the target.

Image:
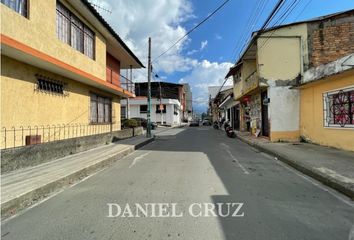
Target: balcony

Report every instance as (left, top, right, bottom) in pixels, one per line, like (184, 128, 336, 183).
(120, 74, 135, 94)
(242, 70, 259, 95)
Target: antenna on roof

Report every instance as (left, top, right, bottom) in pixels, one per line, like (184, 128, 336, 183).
(89, 1, 112, 14)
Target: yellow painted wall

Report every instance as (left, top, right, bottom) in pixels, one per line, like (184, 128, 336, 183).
(257, 24, 308, 81)
(233, 79, 243, 100)
(233, 61, 257, 100)
(1, 56, 120, 147)
(0, 0, 106, 80)
(300, 70, 354, 151)
(241, 60, 257, 81)
(270, 131, 300, 142)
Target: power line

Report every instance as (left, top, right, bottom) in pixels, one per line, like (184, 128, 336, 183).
(259, 0, 301, 50)
(293, 0, 313, 21)
(152, 0, 231, 63)
(233, 0, 286, 63)
(230, 0, 270, 61)
(215, 0, 286, 100)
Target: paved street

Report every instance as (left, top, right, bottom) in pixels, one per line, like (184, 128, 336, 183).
(2, 127, 354, 240)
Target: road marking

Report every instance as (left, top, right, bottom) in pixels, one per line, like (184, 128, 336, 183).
(220, 143, 249, 175)
(128, 152, 151, 168)
(260, 152, 354, 208)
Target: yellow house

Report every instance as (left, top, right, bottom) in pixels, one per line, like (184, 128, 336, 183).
(0, 0, 144, 149)
(227, 23, 306, 141)
(226, 9, 354, 146)
(300, 54, 354, 151)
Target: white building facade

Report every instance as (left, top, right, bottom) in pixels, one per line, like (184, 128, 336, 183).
(121, 98, 182, 126)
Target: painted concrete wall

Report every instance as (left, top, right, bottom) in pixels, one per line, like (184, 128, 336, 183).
(1, 56, 121, 148)
(300, 70, 354, 151)
(128, 105, 180, 126)
(268, 85, 300, 141)
(249, 92, 262, 133)
(0, 0, 107, 80)
(241, 60, 257, 80)
(233, 78, 243, 100)
(257, 23, 308, 81)
(233, 61, 256, 100)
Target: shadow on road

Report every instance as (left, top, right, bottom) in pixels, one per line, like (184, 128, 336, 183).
(141, 126, 354, 240)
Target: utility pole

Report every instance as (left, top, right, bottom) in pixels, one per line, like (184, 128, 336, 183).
(159, 81, 163, 125)
(146, 37, 152, 138)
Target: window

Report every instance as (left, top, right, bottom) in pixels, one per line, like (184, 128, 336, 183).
(90, 93, 112, 123)
(36, 76, 65, 95)
(323, 87, 354, 128)
(121, 106, 126, 119)
(56, 1, 95, 59)
(156, 104, 166, 113)
(140, 105, 148, 114)
(1, 0, 27, 17)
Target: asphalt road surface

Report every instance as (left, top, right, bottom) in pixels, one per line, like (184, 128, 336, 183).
(2, 127, 354, 240)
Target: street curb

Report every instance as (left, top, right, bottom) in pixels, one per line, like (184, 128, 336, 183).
(1, 137, 155, 220)
(236, 135, 354, 200)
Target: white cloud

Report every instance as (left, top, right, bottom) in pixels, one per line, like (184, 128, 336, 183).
(94, 0, 232, 112)
(98, 0, 194, 73)
(179, 60, 233, 112)
(186, 40, 208, 56)
(200, 40, 208, 50)
(186, 49, 198, 55)
(215, 34, 222, 40)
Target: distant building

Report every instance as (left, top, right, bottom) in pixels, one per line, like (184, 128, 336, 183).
(182, 83, 193, 121)
(208, 86, 233, 122)
(121, 82, 184, 126)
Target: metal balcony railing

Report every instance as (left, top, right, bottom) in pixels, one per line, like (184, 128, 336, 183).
(243, 70, 259, 95)
(120, 74, 135, 94)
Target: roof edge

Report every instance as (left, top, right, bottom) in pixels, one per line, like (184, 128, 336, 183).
(81, 0, 145, 68)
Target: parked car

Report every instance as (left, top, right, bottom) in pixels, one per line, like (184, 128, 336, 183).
(189, 120, 199, 127)
(202, 120, 211, 126)
(124, 118, 157, 130)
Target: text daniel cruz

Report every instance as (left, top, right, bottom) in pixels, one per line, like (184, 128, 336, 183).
(107, 203, 245, 218)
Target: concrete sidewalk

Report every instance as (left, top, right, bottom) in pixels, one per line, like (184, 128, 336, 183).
(1, 135, 154, 220)
(236, 131, 354, 199)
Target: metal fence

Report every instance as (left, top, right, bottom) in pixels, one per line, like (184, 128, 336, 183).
(120, 74, 135, 94)
(1, 123, 120, 149)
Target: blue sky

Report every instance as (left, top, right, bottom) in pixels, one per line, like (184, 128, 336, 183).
(99, 0, 354, 113)
(182, 0, 354, 64)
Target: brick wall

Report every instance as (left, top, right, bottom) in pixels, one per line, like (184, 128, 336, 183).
(308, 14, 354, 68)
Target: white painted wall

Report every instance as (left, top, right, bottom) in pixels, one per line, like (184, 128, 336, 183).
(121, 99, 181, 126)
(268, 86, 300, 132)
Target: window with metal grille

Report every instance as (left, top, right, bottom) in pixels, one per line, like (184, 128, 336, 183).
(323, 87, 354, 128)
(1, 0, 27, 17)
(90, 93, 112, 123)
(56, 1, 95, 59)
(37, 78, 65, 94)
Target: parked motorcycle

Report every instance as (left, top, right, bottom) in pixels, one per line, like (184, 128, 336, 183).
(213, 121, 219, 129)
(224, 121, 236, 138)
